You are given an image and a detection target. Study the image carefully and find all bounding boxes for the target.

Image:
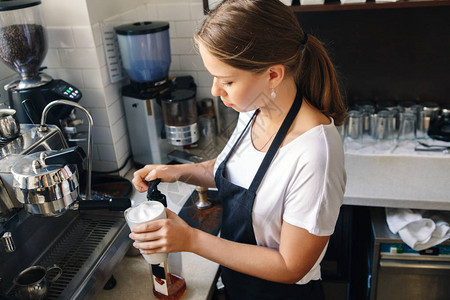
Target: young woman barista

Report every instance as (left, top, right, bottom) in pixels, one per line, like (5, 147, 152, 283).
(131, 0, 347, 298)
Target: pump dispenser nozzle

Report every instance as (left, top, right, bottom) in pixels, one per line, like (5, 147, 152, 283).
(147, 179, 167, 207)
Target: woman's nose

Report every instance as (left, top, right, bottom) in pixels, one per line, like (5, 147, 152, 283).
(211, 78, 225, 97)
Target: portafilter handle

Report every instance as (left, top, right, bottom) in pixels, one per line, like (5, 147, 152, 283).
(38, 100, 93, 200)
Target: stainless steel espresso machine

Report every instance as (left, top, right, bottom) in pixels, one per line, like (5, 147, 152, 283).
(0, 0, 82, 126)
(0, 102, 131, 299)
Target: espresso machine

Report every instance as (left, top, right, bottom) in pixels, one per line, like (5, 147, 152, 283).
(115, 22, 199, 166)
(0, 101, 131, 299)
(0, 0, 82, 126)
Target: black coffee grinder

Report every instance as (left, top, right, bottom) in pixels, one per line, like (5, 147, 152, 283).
(0, 0, 81, 126)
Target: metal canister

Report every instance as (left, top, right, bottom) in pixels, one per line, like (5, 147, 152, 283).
(422, 101, 440, 132)
(161, 89, 199, 146)
(358, 104, 376, 134)
(376, 100, 399, 129)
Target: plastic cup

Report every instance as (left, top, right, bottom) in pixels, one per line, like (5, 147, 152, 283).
(124, 201, 167, 264)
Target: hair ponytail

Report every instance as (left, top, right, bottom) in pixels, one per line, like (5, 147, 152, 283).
(297, 35, 347, 126)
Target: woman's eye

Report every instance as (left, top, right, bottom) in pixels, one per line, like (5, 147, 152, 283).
(222, 82, 233, 87)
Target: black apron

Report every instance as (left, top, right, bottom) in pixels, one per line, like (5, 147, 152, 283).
(214, 88, 325, 300)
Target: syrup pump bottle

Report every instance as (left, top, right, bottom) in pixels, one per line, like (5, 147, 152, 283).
(147, 179, 186, 300)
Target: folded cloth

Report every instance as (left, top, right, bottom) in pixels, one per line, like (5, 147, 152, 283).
(386, 208, 450, 251)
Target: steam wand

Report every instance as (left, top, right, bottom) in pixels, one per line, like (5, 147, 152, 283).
(38, 100, 93, 200)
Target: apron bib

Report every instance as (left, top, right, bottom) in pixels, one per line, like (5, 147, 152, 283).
(214, 88, 324, 299)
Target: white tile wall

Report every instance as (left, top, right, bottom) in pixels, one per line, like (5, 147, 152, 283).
(157, 3, 191, 21)
(147, 4, 158, 20)
(42, 49, 62, 68)
(174, 21, 199, 38)
(72, 26, 96, 48)
(52, 69, 84, 89)
(59, 48, 100, 69)
(79, 89, 107, 108)
(190, 2, 206, 20)
(179, 55, 205, 71)
(82, 69, 104, 89)
(111, 117, 128, 145)
(41, 0, 91, 26)
(171, 38, 196, 55)
(47, 27, 76, 48)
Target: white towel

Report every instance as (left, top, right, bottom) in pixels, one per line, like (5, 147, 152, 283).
(386, 208, 450, 251)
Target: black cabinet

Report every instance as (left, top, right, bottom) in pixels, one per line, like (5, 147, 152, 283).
(322, 205, 372, 300)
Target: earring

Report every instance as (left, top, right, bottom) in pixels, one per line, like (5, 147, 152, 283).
(271, 88, 276, 100)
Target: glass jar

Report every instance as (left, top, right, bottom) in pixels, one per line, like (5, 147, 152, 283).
(0, 0, 47, 81)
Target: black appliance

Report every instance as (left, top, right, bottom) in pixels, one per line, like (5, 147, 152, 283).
(428, 105, 450, 142)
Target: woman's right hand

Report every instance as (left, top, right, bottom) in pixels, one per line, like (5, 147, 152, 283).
(132, 165, 180, 193)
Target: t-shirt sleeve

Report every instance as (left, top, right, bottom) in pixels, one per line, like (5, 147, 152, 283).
(282, 129, 345, 236)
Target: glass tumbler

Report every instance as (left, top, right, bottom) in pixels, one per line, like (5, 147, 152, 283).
(344, 110, 363, 150)
(410, 104, 426, 138)
(358, 104, 376, 145)
(397, 113, 417, 146)
(374, 110, 396, 151)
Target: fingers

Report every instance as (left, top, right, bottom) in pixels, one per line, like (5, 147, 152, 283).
(132, 165, 157, 192)
(165, 208, 178, 219)
(144, 169, 157, 182)
(129, 215, 190, 254)
(129, 223, 164, 249)
(132, 169, 150, 192)
(134, 241, 167, 254)
(132, 219, 165, 234)
(130, 220, 168, 252)
(132, 165, 179, 193)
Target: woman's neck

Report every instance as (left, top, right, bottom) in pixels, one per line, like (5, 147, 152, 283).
(257, 79, 297, 126)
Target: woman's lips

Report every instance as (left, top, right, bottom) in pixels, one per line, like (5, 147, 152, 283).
(222, 100, 233, 107)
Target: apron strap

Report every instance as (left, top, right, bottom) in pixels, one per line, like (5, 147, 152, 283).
(248, 89, 303, 193)
(222, 109, 259, 163)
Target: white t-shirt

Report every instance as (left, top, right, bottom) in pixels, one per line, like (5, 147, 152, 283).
(214, 110, 346, 284)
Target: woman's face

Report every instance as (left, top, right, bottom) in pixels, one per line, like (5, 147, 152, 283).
(199, 43, 270, 112)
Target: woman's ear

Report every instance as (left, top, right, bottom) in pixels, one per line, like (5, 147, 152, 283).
(268, 64, 285, 89)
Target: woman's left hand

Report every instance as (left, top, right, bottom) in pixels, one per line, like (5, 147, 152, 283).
(129, 209, 195, 254)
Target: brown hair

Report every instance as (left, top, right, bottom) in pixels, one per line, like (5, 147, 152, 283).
(195, 0, 347, 125)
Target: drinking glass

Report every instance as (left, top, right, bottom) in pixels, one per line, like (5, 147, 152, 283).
(410, 104, 426, 138)
(374, 110, 396, 151)
(344, 110, 363, 150)
(397, 113, 416, 146)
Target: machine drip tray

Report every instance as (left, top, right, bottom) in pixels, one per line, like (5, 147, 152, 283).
(4, 210, 130, 299)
